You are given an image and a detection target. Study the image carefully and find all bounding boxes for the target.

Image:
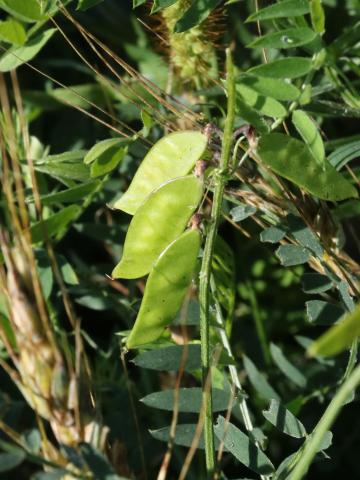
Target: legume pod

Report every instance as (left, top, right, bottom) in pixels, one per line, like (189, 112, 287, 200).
(113, 131, 207, 215)
(112, 175, 203, 279)
(126, 228, 201, 349)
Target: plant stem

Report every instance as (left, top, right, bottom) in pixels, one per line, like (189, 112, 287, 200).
(288, 363, 360, 480)
(211, 279, 254, 431)
(211, 280, 270, 480)
(199, 48, 235, 477)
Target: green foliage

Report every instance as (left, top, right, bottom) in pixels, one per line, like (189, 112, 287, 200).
(248, 28, 317, 49)
(173, 0, 223, 33)
(141, 387, 234, 412)
(0, 28, 56, 71)
(0, 0, 359, 478)
(246, 0, 310, 22)
(214, 416, 275, 475)
(263, 399, 307, 438)
(257, 133, 358, 200)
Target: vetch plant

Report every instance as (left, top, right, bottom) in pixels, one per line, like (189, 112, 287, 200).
(0, 0, 359, 479)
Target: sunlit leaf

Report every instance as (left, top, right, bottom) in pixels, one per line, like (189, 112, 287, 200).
(257, 133, 358, 201)
(248, 57, 313, 79)
(309, 305, 360, 357)
(236, 84, 286, 118)
(0, 19, 26, 45)
(249, 28, 317, 49)
(30, 206, 81, 243)
(36, 181, 101, 205)
(239, 75, 300, 101)
(0, 0, 45, 22)
(246, 0, 309, 22)
(292, 110, 325, 166)
(0, 29, 56, 72)
(310, 0, 325, 34)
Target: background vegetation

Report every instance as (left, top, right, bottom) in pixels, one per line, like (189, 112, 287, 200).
(0, 0, 359, 479)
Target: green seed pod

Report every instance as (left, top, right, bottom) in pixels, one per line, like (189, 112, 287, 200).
(126, 228, 201, 349)
(112, 175, 203, 279)
(114, 131, 207, 215)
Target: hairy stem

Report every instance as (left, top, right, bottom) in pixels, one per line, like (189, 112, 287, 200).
(288, 363, 360, 480)
(199, 48, 235, 476)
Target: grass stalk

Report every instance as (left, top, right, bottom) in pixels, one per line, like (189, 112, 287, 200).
(199, 48, 235, 476)
(288, 363, 360, 480)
